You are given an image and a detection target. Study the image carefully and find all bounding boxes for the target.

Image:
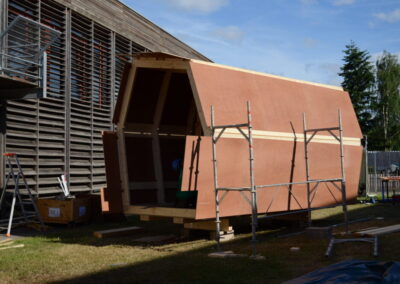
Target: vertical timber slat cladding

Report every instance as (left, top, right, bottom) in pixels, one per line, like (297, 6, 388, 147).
(1, 0, 208, 195)
(50, 0, 208, 60)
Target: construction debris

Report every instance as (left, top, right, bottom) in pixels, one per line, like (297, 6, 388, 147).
(0, 244, 24, 250)
(57, 174, 71, 198)
(356, 224, 400, 236)
(325, 236, 378, 257)
(0, 238, 13, 244)
(93, 226, 143, 239)
(208, 251, 246, 258)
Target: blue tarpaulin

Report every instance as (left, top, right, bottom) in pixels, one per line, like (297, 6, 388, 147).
(284, 260, 400, 284)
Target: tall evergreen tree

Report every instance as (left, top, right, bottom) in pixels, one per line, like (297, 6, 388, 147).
(372, 51, 400, 150)
(338, 42, 375, 134)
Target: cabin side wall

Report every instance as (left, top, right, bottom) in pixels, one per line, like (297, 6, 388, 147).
(181, 136, 363, 220)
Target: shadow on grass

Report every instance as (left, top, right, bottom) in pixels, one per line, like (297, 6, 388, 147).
(19, 203, 400, 283)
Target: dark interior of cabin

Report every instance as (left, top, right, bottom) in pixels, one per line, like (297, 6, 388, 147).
(124, 67, 202, 207)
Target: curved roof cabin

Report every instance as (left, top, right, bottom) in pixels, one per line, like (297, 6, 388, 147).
(102, 52, 363, 221)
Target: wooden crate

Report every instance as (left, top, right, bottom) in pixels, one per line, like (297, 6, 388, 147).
(37, 196, 91, 224)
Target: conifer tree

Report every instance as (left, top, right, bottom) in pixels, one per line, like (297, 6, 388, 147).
(338, 42, 375, 134)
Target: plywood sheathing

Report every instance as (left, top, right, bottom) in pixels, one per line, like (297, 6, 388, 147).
(188, 60, 361, 138)
(110, 52, 363, 220)
(181, 136, 362, 219)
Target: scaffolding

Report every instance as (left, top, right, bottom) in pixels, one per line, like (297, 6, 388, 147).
(211, 102, 350, 258)
(211, 102, 257, 256)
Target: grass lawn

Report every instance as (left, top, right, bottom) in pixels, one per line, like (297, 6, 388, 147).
(0, 203, 399, 283)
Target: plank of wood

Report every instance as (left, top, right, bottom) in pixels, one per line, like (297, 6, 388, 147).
(0, 241, 14, 247)
(93, 226, 143, 239)
(357, 224, 400, 236)
(208, 251, 246, 258)
(0, 238, 13, 244)
(126, 205, 196, 219)
(0, 244, 24, 250)
(117, 129, 130, 211)
(152, 71, 171, 204)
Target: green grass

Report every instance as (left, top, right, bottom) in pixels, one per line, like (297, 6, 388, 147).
(0, 203, 399, 283)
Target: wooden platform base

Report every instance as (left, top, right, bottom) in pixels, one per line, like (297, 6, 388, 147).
(126, 206, 196, 219)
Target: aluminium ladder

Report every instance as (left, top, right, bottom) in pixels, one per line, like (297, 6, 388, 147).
(0, 153, 43, 237)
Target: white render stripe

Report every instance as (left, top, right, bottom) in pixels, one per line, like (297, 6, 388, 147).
(215, 128, 361, 146)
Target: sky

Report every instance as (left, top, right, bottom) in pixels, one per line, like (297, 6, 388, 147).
(122, 0, 400, 86)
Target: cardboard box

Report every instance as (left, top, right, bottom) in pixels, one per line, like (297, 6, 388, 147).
(37, 196, 91, 224)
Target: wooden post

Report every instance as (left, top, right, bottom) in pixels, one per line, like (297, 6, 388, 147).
(117, 128, 130, 211)
(152, 72, 172, 204)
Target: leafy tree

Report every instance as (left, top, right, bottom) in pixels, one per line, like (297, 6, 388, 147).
(371, 51, 400, 150)
(338, 42, 375, 134)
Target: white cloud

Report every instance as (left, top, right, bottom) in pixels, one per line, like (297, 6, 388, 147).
(374, 9, 400, 23)
(162, 0, 228, 13)
(212, 26, 244, 42)
(332, 0, 355, 6)
(303, 38, 318, 48)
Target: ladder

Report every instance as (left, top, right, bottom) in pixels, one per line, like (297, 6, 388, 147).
(0, 153, 43, 237)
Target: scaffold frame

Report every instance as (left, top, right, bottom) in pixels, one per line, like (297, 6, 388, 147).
(211, 102, 350, 258)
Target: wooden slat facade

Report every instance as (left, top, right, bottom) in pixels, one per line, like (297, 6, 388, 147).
(0, 0, 208, 194)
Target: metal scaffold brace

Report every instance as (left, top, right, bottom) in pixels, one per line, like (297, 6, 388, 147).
(211, 102, 260, 259)
(0, 153, 44, 237)
(210, 104, 377, 258)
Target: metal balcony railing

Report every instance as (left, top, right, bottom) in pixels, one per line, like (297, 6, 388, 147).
(0, 15, 61, 98)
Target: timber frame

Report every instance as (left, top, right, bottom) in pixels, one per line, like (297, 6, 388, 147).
(114, 54, 206, 213)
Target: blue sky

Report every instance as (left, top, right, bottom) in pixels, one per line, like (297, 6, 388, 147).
(122, 0, 400, 86)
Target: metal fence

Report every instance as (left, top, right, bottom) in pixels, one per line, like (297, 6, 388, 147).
(366, 151, 400, 196)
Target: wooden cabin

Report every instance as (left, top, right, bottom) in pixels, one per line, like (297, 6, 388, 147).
(102, 52, 363, 224)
